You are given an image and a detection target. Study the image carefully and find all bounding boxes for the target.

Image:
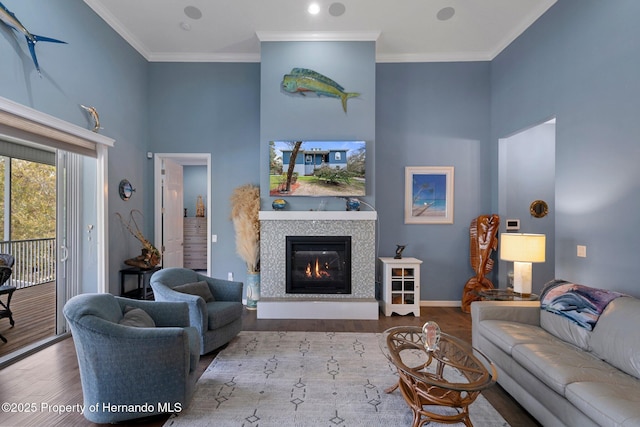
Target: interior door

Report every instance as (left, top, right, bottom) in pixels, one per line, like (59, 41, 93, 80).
(162, 158, 184, 268)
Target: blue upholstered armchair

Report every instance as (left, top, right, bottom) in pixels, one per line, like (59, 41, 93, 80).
(63, 293, 200, 424)
(150, 268, 243, 355)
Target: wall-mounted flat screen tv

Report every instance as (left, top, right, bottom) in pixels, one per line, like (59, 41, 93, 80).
(269, 140, 366, 197)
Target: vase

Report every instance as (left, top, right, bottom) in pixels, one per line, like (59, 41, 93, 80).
(272, 198, 287, 210)
(246, 272, 260, 310)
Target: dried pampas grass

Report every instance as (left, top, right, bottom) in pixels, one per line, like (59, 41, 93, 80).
(230, 184, 260, 273)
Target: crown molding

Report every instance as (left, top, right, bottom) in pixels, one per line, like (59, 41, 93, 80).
(256, 31, 381, 42)
(376, 51, 493, 63)
(83, 0, 152, 60)
(147, 52, 261, 63)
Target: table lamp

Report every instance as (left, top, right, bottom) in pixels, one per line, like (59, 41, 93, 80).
(500, 233, 546, 296)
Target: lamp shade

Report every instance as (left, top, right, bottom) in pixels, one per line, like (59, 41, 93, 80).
(500, 233, 546, 263)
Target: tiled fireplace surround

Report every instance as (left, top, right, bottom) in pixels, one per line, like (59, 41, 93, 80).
(257, 211, 378, 319)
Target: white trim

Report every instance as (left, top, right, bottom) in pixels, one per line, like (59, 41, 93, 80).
(154, 153, 212, 275)
(0, 96, 115, 149)
(97, 144, 109, 292)
(0, 96, 113, 295)
(83, 0, 152, 61)
(148, 52, 261, 63)
(486, 0, 557, 60)
(376, 52, 493, 63)
(259, 210, 376, 221)
(256, 31, 381, 42)
(421, 300, 461, 308)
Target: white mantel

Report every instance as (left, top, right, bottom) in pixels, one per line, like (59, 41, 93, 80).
(259, 210, 377, 221)
(258, 209, 378, 320)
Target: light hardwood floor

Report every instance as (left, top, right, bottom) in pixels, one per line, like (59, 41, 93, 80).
(0, 306, 541, 427)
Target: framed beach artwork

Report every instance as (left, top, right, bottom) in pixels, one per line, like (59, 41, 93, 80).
(404, 166, 454, 224)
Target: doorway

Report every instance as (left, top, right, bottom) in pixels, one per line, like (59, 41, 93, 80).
(153, 153, 211, 274)
(498, 119, 556, 294)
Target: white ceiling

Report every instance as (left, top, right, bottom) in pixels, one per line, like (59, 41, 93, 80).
(83, 0, 556, 63)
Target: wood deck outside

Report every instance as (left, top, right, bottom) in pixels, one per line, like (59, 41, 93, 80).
(0, 281, 56, 358)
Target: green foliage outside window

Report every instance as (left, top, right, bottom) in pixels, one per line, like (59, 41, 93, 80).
(0, 157, 56, 241)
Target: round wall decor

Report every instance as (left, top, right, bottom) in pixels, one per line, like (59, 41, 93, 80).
(530, 200, 549, 218)
(119, 179, 135, 201)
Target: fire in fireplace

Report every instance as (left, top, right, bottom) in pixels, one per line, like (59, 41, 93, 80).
(286, 236, 351, 294)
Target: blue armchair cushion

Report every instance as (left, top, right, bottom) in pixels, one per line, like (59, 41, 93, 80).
(174, 281, 215, 302)
(207, 301, 243, 330)
(119, 306, 156, 328)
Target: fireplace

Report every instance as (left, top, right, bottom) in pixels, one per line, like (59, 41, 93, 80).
(286, 236, 351, 294)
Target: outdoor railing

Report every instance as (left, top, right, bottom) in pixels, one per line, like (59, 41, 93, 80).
(0, 238, 56, 289)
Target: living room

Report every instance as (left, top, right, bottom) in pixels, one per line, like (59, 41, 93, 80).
(0, 1, 638, 426)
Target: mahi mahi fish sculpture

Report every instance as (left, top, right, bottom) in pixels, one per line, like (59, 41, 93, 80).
(282, 68, 359, 113)
(0, 2, 67, 75)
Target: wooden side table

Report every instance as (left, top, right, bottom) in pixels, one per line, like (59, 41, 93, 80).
(120, 266, 161, 300)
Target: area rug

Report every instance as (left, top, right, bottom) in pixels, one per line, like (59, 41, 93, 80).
(164, 331, 509, 427)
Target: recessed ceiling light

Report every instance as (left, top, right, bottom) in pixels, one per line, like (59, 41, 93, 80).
(437, 7, 455, 21)
(184, 6, 202, 20)
(328, 2, 346, 17)
(308, 3, 320, 15)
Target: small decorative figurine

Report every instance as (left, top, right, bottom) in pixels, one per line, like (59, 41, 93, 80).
(80, 105, 101, 132)
(394, 245, 406, 259)
(422, 321, 441, 352)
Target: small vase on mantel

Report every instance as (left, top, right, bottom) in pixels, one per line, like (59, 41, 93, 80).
(246, 272, 260, 310)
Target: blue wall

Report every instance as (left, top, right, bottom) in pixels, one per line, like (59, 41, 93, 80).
(147, 63, 261, 280)
(0, 0, 149, 294)
(491, 0, 640, 295)
(260, 41, 376, 212)
(2, 1, 639, 300)
(376, 62, 492, 301)
(499, 122, 556, 294)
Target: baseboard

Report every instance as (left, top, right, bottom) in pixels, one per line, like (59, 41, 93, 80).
(421, 300, 461, 307)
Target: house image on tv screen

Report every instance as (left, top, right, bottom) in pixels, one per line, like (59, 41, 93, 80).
(282, 147, 347, 175)
(269, 140, 366, 197)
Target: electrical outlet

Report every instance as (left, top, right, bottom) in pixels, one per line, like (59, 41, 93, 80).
(577, 245, 587, 258)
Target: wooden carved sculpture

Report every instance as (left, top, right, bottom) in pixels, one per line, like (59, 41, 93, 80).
(461, 214, 500, 313)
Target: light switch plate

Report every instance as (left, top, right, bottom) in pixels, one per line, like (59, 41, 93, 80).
(577, 245, 586, 257)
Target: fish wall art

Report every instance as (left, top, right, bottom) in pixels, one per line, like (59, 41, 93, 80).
(281, 68, 359, 113)
(0, 2, 66, 75)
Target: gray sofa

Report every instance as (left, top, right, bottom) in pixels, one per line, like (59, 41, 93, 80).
(472, 280, 640, 427)
(151, 267, 243, 355)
